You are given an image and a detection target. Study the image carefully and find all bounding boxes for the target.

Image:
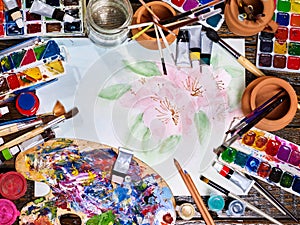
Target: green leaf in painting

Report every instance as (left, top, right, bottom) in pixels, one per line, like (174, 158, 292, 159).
(194, 111, 211, 145)
(98, 83, 131, 100)
(123, 60, 161, 77)
(130, 113, 151, 142)
(159, 135, 181, 154)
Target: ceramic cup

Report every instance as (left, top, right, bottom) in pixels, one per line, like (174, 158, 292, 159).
(131, 1, 179, 50)
(241, 76, 298, 131)
(224, 0, 278, 36)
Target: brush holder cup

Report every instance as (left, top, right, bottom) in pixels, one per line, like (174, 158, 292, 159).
(131, 1, 179, 50)
(224, 0, 278, 36)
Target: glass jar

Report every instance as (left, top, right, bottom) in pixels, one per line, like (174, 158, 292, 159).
(86, 0, 133, 47)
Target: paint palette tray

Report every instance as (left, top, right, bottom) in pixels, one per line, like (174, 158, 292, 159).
(218, 128, 300, 196)
(256, 0, 300, 72)
(0, 0, 86, 38)
(0, 37, 67, 97)
(162, 0, 225, 30)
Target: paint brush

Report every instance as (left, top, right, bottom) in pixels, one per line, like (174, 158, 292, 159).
(0, 107, 78, 153)
(138, 0, 160, 22)
(203, 26, 265, 77)
(244, 173, 299, 222)
(154, 24, 167, 75)
(120, 22, 154, 30)
(174, 159, 215, 225)
(200, 176, 284, 225)
(128, 23, 153, 42)
(160, 0, 225, 24)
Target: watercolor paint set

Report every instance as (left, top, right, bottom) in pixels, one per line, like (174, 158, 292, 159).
(218, 128, 300, 196)
(162, 0, 225, 30)
(0, 0, 85, 38)
(256, 0, 300, 72)
(0, 37, 66, 97)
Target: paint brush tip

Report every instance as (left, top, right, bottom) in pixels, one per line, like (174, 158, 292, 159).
(65, 107, 79, 119)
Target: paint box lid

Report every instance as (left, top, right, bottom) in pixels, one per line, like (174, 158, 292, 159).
(0, 171, 27, 200)
(16, 92, 40, 116)
(0, 199, 20, 225)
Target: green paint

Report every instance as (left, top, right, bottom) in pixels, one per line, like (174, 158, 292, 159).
(86, 210, 120, 225)
(277, 0, 291, 12)
(159, 135, 181, 153)
(280, 172, 294, 188)
(2, 148, 13, 160)
(98, 83, 131, 100)
(221, 147, 237, 163)
(194, 110, 211, 145)
(129, 113, 151, 141)
(288, 42, 300, 56)
(123, 60, 161, 77)
(1, 56, 13, 71)
(34, 44, 46, 60)
(11, 50, 26, 68)
(234, 151, 249, 167)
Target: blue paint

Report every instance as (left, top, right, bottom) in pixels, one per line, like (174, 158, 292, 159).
(292, 176, 300, 194)
(234, 151, 249, 168)
(6, 23, 24, 36)
(42, 40, 61, 59)
(260, 38, 273, 52)
(245, 156, 260, 173)
(206, 14, 222, 28)
(276, 12, 290, 26)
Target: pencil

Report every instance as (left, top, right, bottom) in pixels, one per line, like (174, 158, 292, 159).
(174, 159, 215, 225)
(154, 24, 167, 75)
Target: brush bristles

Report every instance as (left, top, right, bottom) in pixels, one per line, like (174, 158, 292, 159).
(65, 107, 79, 119)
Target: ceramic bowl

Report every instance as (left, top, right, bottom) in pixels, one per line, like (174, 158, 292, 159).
(241, 76, 298, 131)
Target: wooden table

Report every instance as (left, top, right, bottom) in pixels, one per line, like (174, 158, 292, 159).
(0, 0, 300, 224)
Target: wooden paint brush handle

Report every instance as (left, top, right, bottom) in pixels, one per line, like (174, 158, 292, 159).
(237, 56, 265, 77)
(0, 125, 20, 136)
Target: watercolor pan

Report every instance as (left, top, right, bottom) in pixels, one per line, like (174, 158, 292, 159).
(0, 0, 85, 39)
(162, 0, 225, 30)
(0, 37, 66, 97)
(256, 0, 300, 72)
(218, 128, 300, 196)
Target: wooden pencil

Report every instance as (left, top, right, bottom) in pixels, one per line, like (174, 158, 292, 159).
(174, 159, 215, 225)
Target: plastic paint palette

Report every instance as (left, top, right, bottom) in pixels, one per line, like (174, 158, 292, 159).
(219, 128, 300, 197)
(162, 0, 225, 30)
(256, 0, 300, 72)
(0, 0, 85, 38)
(0, 37, 66, 97)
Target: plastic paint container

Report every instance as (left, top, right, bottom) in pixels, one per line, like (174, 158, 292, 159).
(176, 203, 196, 220)
(16, 92, 40, 116)
(0, 171, 27, 200)
(227, 200, 246, 216)
(207, 194, 225, 212)
(0, 199, 20, 225)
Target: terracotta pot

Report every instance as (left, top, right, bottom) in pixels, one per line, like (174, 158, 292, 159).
(241, 76, 298, 131)
(131, 1, 179, 50)
(224, 0, 278, 36)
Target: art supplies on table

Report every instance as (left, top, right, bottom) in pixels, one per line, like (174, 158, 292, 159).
(256, 0, 300, 72)
(0, 37, 67, 98)
(0, 0, 85, 38)
(218, 127, 300, 197)
(16, 138, 176, 225)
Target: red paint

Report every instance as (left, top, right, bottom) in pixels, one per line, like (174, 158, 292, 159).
(287, 56, 300, 70)
(0, 11, 4, 23)
(242, 131, 256, 146)
(0, 24, 4, 36)
(265, 139, 281, 156)
(27, 24, 42, 34)
(291, 14, 300, 27)
(257, 161, 271, 178)
(20, 49, 36, 66)
(171, 0, 185, 7)
(275, 26, 288, 41)
(290, 28, 300, 41)
(163, 212, 174, 224)
(255, 135, 268, 148)
(7, 74, 20, 90)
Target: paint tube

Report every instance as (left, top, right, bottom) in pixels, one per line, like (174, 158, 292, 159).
(29, 0, 75, 23)
(187, 25, 202, 61)
(200, 30, 213, 64)
(175, 29, 192, 68)
(111, 147, 133, 184)
(2, 0, 24, 28)
(213, 161, 254, 193)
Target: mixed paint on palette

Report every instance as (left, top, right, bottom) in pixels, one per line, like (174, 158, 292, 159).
(219, 128, 300, 196)
(0, 38, 66, 97)
(0, 0, 84, 38)
(17, 139, 176, 225)
(256, 0, 300, 72)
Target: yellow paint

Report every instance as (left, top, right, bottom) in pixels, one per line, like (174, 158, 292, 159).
(274, 41, 287, 54)
(44, 59, 65, 75)
(23, 67, 42, 81)
(291, 0, 300, 12)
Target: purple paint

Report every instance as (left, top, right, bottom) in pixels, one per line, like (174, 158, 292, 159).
(183, 0, 199, 11)
(288, 150, 300, 166)
(277, 145, 291, 162)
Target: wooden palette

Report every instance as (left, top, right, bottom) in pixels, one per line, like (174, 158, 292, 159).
(16, 138, 176, 225)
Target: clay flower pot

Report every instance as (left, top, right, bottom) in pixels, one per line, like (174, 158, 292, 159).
(224, 0, 278, 36)
(131, 1, 179, 50)
(241, 76, 298, 131)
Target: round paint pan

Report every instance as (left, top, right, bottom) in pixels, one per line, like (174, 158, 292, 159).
(0, 199, 20, 225)
(16, 91, 40, 116)
(249, 77, 298, 131)
(0, 171, 27, 200)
